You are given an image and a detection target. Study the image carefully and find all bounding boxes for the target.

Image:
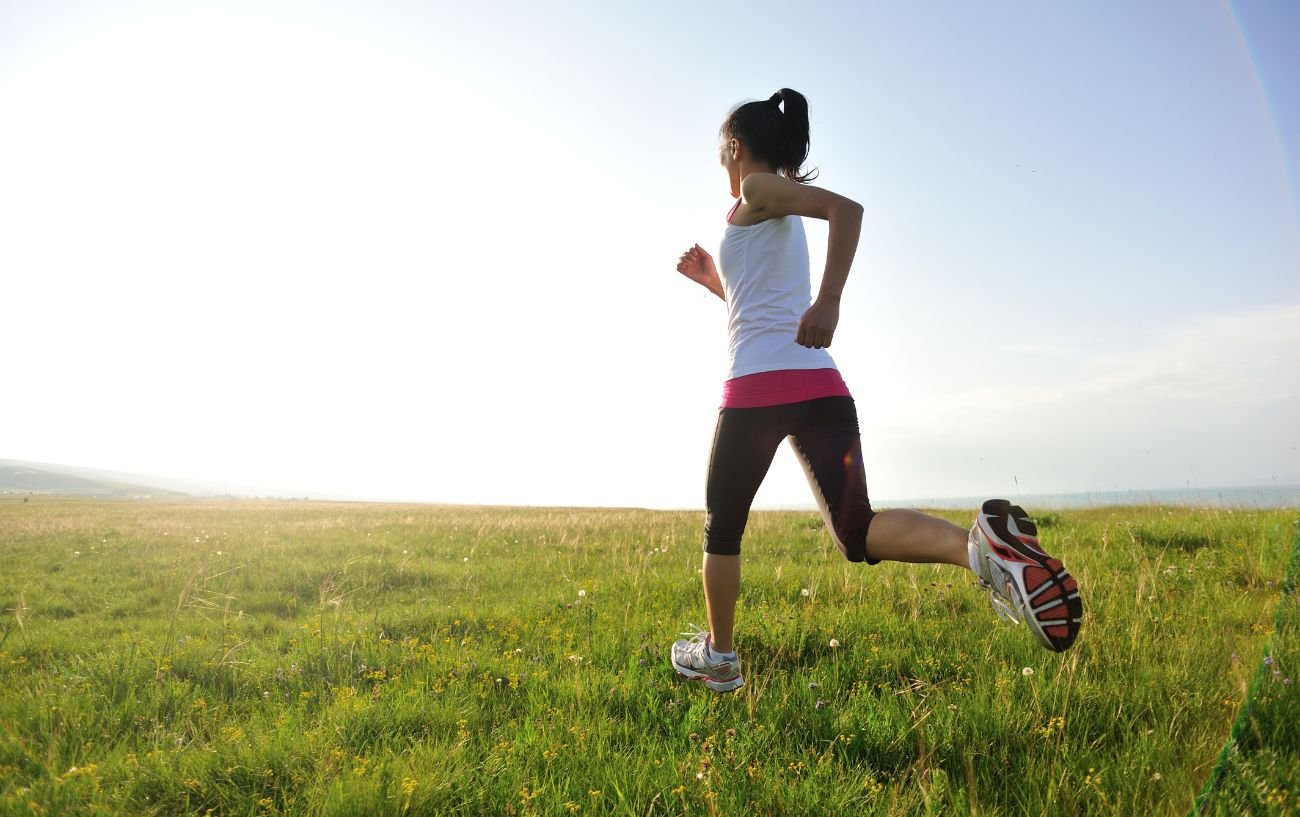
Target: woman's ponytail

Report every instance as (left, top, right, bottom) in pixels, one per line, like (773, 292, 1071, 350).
(771, 88, 815, 183)
(721, 88, 817, 183)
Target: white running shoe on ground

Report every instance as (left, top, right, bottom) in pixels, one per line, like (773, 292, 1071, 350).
(969, 499, 1083, 652)
(671, 626, 744, 692)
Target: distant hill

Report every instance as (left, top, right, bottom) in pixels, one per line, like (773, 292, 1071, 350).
(0, 459, 330, 500)
(0, 462, 187, 498)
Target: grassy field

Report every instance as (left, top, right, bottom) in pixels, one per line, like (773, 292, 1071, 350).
(0, 498, 1295, 816)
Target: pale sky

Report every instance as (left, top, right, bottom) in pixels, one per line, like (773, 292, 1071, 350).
(2, 1, 1297, 508)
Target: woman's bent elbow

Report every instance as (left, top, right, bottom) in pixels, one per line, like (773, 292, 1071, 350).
(831, 199, 864, 225)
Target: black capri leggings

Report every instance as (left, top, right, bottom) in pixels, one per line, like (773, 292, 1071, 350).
(704, 396, 878, 563)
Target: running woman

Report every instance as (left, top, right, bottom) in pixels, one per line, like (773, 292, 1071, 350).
(671, 89, 1082, 693)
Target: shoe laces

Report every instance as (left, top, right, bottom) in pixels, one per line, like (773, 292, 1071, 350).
(678, 624, 710, 644)
(674, 625, 719, 669)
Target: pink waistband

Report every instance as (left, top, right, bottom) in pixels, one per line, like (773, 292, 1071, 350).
(721, 368, 852, 408)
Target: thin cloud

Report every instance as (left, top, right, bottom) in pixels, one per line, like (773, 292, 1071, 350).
(1072, 303, 1300, 405)
(913, 303, 1300, 433)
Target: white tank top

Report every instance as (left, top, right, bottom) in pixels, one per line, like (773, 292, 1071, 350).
(717, 212, 837, 379)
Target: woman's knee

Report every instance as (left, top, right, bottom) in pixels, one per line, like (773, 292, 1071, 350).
(704, 515, 744, 556)
(831, 506, 878, 564)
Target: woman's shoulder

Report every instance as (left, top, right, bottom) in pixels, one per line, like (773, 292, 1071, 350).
(740, 172, 860, 223)
(739, 171, 787, 199)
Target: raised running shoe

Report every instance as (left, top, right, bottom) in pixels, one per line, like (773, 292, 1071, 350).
(969, 499, 1082, 651)
(670, 626, 744, 692)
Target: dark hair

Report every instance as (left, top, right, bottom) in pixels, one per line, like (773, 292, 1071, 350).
(721, 88, 817, 183)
